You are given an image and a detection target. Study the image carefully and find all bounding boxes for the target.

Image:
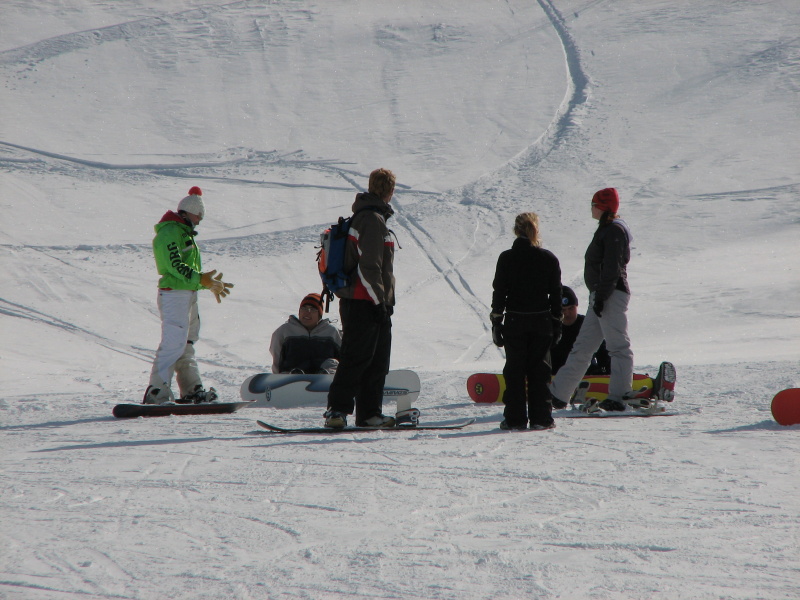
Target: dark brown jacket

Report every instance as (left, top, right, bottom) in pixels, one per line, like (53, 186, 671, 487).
(337, 193, 396, 306)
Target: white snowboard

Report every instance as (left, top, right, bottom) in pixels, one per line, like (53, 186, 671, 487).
(240, 369, 421, 410)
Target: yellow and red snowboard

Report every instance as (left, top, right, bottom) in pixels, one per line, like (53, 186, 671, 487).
(467, 362, 675, 405)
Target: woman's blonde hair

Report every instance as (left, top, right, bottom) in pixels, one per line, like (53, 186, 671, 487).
(513, 212, 541, 247)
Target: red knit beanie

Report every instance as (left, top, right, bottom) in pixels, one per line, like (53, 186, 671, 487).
(300, 293, 324, 316)
(592, 188, 619, 213)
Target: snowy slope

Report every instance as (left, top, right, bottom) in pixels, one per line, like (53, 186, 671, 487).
(1, 1, 799, 599)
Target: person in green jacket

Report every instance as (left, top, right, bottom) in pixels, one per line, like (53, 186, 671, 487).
(144, 186, 234, 404)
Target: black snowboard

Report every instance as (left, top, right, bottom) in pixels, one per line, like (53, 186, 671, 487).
(256, 418, 476, 434)
(113, 401, 253, 419)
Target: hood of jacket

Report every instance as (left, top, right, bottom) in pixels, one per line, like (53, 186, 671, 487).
(351, 192, 394, 220)
(155, 211, 194, 233)
(284, 314, 336, 335)
(611, 218, 633, 244)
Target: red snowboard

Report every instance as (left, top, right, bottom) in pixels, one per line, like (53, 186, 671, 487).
(771, 388, 800, 426)
(467, 372, 653, 404)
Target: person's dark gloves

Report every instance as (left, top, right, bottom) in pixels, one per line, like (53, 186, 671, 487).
(552, 319, 562, 347)
(374, 303, 388, 323)
(593, 299, 604, 318)
(492, 325, 504, 347)
(490, 313, 504, 348)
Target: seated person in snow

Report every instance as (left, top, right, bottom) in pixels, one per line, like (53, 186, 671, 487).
(269, 293, 342, 374)
(552, 285, 610, 376)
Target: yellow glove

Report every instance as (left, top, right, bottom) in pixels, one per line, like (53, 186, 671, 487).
(200, 270, 234, 303)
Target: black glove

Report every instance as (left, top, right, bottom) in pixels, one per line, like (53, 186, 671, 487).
(552, 320, 562, 347)
(374, 303, 388, 323)
(491, 324, 504, 347)
(490, 313, 504, 348)
(593, 299, 604, 318)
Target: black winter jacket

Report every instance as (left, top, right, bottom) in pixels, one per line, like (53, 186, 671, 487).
(491, 238, 562, 320)
(269, 316, 342, 374)
(584, 219, 632, 303)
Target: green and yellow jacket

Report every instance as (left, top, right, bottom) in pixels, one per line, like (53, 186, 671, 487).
(152, 211, 203, 290)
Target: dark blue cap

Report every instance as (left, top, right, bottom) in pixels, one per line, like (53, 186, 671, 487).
(561, 286, 578, 307)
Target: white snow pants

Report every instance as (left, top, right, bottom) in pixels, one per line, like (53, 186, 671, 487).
(148, 289, 202, 399)
(549, 289, 635, 402)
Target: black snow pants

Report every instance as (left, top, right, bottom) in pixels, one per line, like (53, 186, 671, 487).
(502, 312, 554, 428)
(327, 298, 392, 424)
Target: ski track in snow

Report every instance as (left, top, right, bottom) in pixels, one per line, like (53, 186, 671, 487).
(0, 297, 152, 363)
(0, 140, 371, 193)
(365, 0, 591, 365)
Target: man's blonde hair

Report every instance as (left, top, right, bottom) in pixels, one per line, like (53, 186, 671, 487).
(368, 168, 396, 200)
(513, 212, 541, 247)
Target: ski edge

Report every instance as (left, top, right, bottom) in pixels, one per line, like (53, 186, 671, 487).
(112, 401, 253, 419)
(256, 418, 476, 434)
(555, 409, 679, 419)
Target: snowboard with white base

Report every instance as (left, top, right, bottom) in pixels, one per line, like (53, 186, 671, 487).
(240, 369, 420, 411)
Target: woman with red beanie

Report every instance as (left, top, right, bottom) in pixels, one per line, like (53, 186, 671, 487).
(549, 188, 636, 411)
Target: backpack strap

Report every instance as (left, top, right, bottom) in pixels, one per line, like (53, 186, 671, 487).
(321, 287, 333, 313)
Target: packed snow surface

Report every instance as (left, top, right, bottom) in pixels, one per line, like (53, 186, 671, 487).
(1, 1, 799, 598)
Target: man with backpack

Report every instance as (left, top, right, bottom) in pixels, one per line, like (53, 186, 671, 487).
(323, 168, 397, 429)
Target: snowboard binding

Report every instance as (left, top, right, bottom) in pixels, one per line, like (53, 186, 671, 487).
(572, 380, 668, 415)
(395, 408, 421, 428)
(652, 361, 677, 401)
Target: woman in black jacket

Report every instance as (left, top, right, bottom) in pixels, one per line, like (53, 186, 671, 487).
(491, 212, 562, 430)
